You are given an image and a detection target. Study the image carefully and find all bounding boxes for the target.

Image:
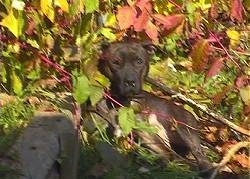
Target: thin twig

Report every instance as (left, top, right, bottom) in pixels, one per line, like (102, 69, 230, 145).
(145, 76, 250, 137)
(209, 141, 250, 179)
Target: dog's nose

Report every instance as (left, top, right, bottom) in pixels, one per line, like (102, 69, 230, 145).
(124, 80, 136, 87)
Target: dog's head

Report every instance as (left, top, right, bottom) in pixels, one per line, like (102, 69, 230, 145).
(98, 41, 154, 97)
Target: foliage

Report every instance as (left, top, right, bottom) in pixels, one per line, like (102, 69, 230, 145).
(0, 0, 249, 177)
(0, 99, 34, 154)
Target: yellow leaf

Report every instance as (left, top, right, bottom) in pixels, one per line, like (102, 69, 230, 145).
(12, 70, 23, 95)
(0, 10, 19, 37)
(40, 0, 54, 22)
(104, 13, 117, 28)
(226, 29, 240, 48)
(55, 0, 69, 12)
(240, 86, 250, 105)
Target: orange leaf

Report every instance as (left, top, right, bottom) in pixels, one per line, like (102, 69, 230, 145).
(234, 154, 250, 169)
(190, 39, 211, 72)
(117, 6, 136, 30)
(231, 0, 245, 22)
(153, 14, 185, 31)
(133, 8, 150, 32)
(206, 58, 225, 78)
(145, 20, 158, 42)
(136, 0, 152, 11)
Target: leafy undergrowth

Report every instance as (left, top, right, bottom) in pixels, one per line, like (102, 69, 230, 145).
(0, 98, 34, 155)
(0, 0, 250, 178)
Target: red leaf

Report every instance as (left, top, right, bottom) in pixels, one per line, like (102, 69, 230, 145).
(117, 6, 136, 30)
(153, 14, 184, 31)
(209, 2, 219, 19)
(190, 39, 211, 72)
(133, 8, 150, 32)
(231, 0, 245, 22)
(145, 20, 158, 42)
(206, 58, 225, 78)
(136, 0, 152, 11)
(235, 75, 250, 88)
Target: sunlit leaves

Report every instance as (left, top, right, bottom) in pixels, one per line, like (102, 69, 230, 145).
(153, 14, 185, 32)
(145, 21, 158, 42)
(118, 107, 136, 136)
(11, 0, 25, 10)
(100, 28, 117, 41)
(73, 74, 90, 104)
(118, 107, 157, 136)
(240, 86, 250, 106)
(84, 0, 99, 13)
(55, 0, 69, 12)
(0, 10, 24, 37)
(73, 74, 103, 105)
(40, 0, 55, 22)
(230, 0, 245, 22)
(117, 6, 136, 29)
(206, 58, 225, 79)
(12, 70, 23, 96)
(226, 29, 240, 48)
(190, 39, 211, 72)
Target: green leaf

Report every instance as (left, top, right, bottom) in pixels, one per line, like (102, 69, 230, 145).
(0, 63, 7, 83)
(55, 0, 69, 12)
(0, 10, 23, 37)
(135, 121, 157, 134)
(40, 0, 54, 22)
(118, 107, 136, 136)
(12, 70, 23, 95)
(73, 74, 91, 104)
(100, 28, 117, 41)
(89, 86, 104, 105)
(84, 0, 99, 13)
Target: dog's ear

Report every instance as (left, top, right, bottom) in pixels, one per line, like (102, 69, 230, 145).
(101, 41, 110, 52)
(141, 41, 156, 55)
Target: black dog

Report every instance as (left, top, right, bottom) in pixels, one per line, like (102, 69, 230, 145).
(98, 41, 213, 174)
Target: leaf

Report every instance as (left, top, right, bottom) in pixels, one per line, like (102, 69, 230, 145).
(145, 20, 158, 42)
(103, 13, 117, 28)
(0, 10, 21, 37)
(55, 0, 69, 12)
(153, 14, 185, 31)
(73, 74, 91, 104)
(206, 58, 225, 79)
(190, 39, 210, 72)
(135, 121, 156, 134)
(40, 0, 55, 22)
(12, 70, 23, 95)
(230, 0, 244, 22)
(235, 75, 250, 88)
(100, 28, 117, 41)
(117, 6, 136, 30)
(84, 0, 99, 13)
(133, 8, 150, 32)
(136, 0, 152, 11)
(118, 107, 136, 136)
(226, 29, 240, 48)
(212, 86, 232, 105)
(209, 2, 219, 19)
(89, 86, 104, 106)
(239, 86, 250, 106)
(234, 154, 250, 169)
(11, 0, 25, 10)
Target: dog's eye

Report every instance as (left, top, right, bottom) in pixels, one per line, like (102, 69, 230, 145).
(137, 58, 143, 64)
